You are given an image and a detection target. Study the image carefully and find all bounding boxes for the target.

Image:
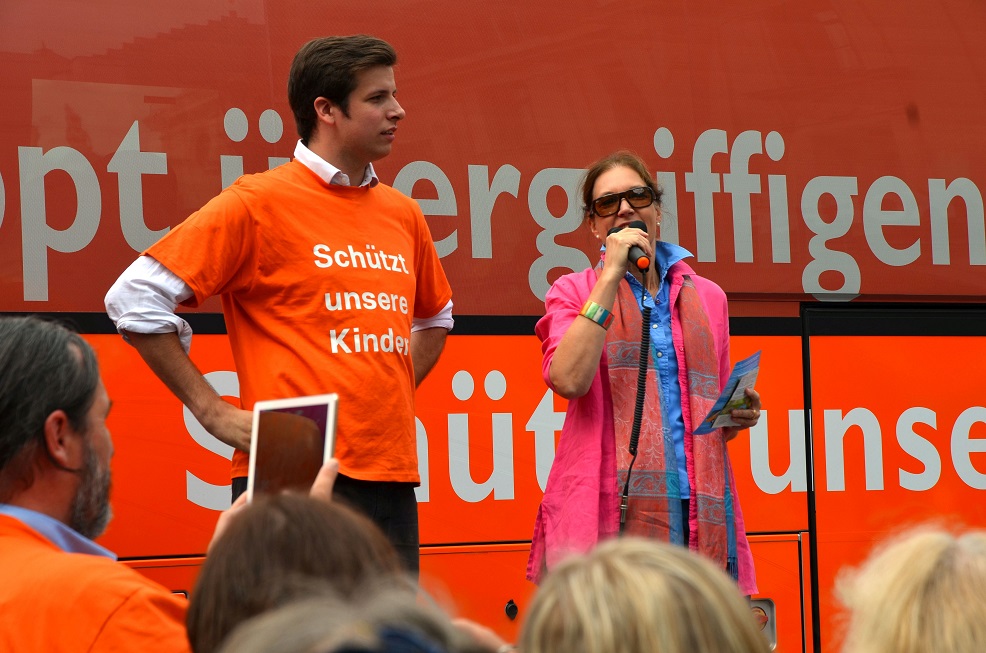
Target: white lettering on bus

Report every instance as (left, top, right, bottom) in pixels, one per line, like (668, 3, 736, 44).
(394, 126, 985, 302)
(751, 407, 986, 494)
(11, 115, 985, 303)
(184, 367, 986, 511)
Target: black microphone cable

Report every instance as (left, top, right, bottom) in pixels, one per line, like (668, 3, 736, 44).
(619, 304, 652, 534)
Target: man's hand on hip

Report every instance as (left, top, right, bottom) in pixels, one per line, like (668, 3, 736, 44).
(198, 398, 253, 452)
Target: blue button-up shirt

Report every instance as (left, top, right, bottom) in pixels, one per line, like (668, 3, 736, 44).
(0, 503, 116, 559)
(604, 240, 694, 498)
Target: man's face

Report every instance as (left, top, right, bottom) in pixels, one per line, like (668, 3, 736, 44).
(334, 65, 405, 170)
(69, 378, 113, 540)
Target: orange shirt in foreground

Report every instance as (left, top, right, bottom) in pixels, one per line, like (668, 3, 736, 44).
(0, 515, 190, 652)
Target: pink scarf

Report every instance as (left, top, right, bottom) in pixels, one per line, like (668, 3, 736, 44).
(604, 273, 738, 577)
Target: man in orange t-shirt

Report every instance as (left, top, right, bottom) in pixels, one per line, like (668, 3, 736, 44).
(105, 35, 453, 574)
(0, 316, 191, 652)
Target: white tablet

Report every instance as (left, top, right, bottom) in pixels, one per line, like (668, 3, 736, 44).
(246, 393, 338, 501)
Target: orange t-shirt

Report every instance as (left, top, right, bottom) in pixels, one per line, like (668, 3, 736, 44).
(0, 515, 190, 652)
(147, 161, 452, 482)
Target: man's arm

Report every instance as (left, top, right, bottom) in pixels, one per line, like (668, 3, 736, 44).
(410, 327, 448, 387)
(409, 299, 453, 387)
(106, 256, 252, 452)
(125, 331, 253, 451)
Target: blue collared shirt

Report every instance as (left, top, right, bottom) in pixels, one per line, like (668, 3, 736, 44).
(603, 240, 694, 499)
(0, 504, 116, 559)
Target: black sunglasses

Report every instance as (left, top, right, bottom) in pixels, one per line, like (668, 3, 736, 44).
(590, 186, 655, 217)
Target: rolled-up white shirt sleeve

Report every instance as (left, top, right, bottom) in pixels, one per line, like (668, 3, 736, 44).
(105, 256, 196, 353)
(411, 299, 454, 332)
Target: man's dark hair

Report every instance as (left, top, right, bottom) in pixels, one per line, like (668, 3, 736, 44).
(0, 316, 99, 497)
(288, 34, 398, 144)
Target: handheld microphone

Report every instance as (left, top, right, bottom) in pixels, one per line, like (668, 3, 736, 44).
(607, 220, 651, 272)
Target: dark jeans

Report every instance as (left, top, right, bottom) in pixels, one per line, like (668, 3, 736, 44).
(232, 474, 420, 578)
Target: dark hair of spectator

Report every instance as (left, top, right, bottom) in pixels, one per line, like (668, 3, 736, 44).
(187, 492, 404, 653)
(0, 316, 99, 499)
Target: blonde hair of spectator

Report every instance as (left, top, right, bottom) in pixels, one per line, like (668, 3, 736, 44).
(837, 525, 986, 653)
(519, 538, 768, 653)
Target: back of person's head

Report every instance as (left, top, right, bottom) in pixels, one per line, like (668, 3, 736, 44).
(519, 537, 767, 653)
(0, 316, 99, 500)
(837, 525, 986, 653)
(288, 34, 397, 144)
(187, 492, 404, 653)
(216, 584, 494, 653)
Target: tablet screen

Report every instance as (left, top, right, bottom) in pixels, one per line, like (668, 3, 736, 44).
(247, 394, 337, 500)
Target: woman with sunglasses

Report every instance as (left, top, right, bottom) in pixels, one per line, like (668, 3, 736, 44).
(527, 150, 760, 597)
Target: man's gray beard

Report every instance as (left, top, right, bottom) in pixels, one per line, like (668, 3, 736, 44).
(69, 441, 112, 540)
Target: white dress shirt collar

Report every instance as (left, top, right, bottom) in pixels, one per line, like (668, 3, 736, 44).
(293, 140, 379, 187)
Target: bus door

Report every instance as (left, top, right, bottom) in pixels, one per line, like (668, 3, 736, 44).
(802, 304, 986, 652)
